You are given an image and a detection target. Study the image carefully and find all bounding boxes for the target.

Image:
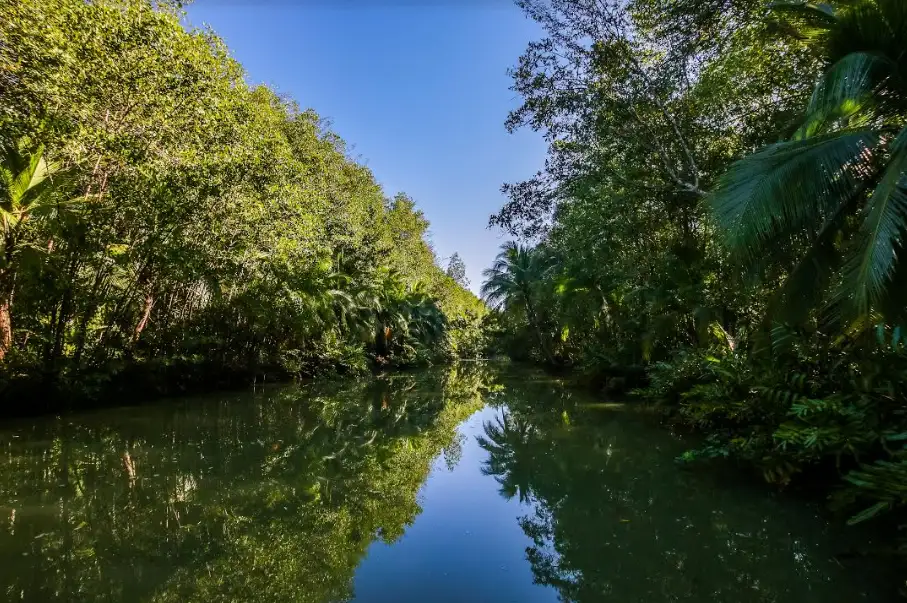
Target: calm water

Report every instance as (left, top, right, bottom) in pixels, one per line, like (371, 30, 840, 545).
(0, 363, 894, 602)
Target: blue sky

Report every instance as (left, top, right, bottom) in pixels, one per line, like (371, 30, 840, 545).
(185, 1, 547, 294)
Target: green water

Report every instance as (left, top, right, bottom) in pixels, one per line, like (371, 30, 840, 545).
(0, 364, 894, 602)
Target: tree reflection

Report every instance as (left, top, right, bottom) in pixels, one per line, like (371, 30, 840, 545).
(476, 409, 538, 502)
(479, 374, 888, 603)
(0, 364, 494, 602)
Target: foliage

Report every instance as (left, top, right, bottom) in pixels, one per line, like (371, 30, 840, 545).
(710, 0, 907, 323)
(481, 242, 557, 364)
(485, 0, 907, 583)
(0, 0, 486, 406)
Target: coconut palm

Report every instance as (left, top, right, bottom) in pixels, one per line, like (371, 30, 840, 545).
(351, 270, 446, 359)
(710, 0, 907, 323)
(481, 241, 556, 362)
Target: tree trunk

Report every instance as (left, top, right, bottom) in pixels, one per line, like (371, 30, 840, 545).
(132, 293, 154, 345)
(46, 256, 80, 374)
(374, 320, 389, 358)
(0, 231, 17, 362)
(73, 265, 109, 368)
(0, 296, 11, 362)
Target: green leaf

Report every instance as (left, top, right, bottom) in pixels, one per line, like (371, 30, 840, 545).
(847, 501, 890, 525)
(842, 127, 907, 314)
(9, 143, 45, 208)
(710, 130, 879, 261)
(769, 1, 837, 23)
(769, 1, 839, 39)
(796, 52, 892, 138)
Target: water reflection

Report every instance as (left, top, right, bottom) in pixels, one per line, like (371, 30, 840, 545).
(0, 364, 894, 602)
(478, 372, 892, 603)
(0, 364, 493, 602)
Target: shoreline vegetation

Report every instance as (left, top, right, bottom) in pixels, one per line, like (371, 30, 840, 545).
(481, 0, 906, 595)
(0, 0, 489, 416)
(1, 0, 905, 597)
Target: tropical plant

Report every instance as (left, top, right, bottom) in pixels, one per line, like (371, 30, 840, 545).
(486, 0, 907, 589)
(0, 0, 483, 402)
(0, 139, 70, 361)
(481, 242, 556, 363)
(710, 0, 907, 323)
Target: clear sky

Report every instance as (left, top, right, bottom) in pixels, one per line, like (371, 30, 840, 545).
(184, 1, 547, 294)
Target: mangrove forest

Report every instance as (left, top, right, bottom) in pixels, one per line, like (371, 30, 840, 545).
(0, 0, 906, 600)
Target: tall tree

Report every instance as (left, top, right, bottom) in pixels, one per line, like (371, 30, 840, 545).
(0, 0, 480, 392)
(446, 252, 469, 288)
(482, 242, 556, 363)
(491, 0, 814, 239)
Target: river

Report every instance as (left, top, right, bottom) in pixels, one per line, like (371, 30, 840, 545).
(0, 363, 895, 602)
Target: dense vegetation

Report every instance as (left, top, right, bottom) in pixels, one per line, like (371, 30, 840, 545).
(0, 0, 485, 409)
(2, 0, 904, 594)
(484, 0, 907, 581)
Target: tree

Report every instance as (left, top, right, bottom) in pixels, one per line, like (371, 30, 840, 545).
(445, 252, 469, 288)
(484, 0, 907, 584)
(481, 242, 556, 363)
(0, 0, 479, 395)
(0, 139, 69, 361)
(710, 0, 907, 323)
(490, 0, 814, 239)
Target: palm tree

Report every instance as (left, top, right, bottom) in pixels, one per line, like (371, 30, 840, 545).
(710, 0, 907, 324)
(402, 288, 446, 346)
(0, 139, 68, 360)
(481, 242, 556, 362)
(351, 270, 446, 360)
(476, 409, 537, 502)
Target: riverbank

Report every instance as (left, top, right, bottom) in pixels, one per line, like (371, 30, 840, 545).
(0, 359, 283, 418)
(0, 353, 455, 419)
(0, 0, 487, 422)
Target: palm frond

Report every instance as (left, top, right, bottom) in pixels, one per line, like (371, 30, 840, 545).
(9, 144, 48, 207)
(842, 127, 907, 314)
(711, 129, 879, 260)
(769, 0, 839, 39)
(796, 52, 893, 138)
(827, 0, 907, 68)
(769, 189, 858, 324)
(769, 1, 838, 23)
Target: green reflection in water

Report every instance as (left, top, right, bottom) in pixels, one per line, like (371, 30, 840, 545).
(0, 364, 492, 602)
(0, 363, 896, 602)
(478, 370, 894, 602)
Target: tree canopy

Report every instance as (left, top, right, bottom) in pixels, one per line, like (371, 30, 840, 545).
(484, 0, 907, 579)
(0, 0, 487, 408)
